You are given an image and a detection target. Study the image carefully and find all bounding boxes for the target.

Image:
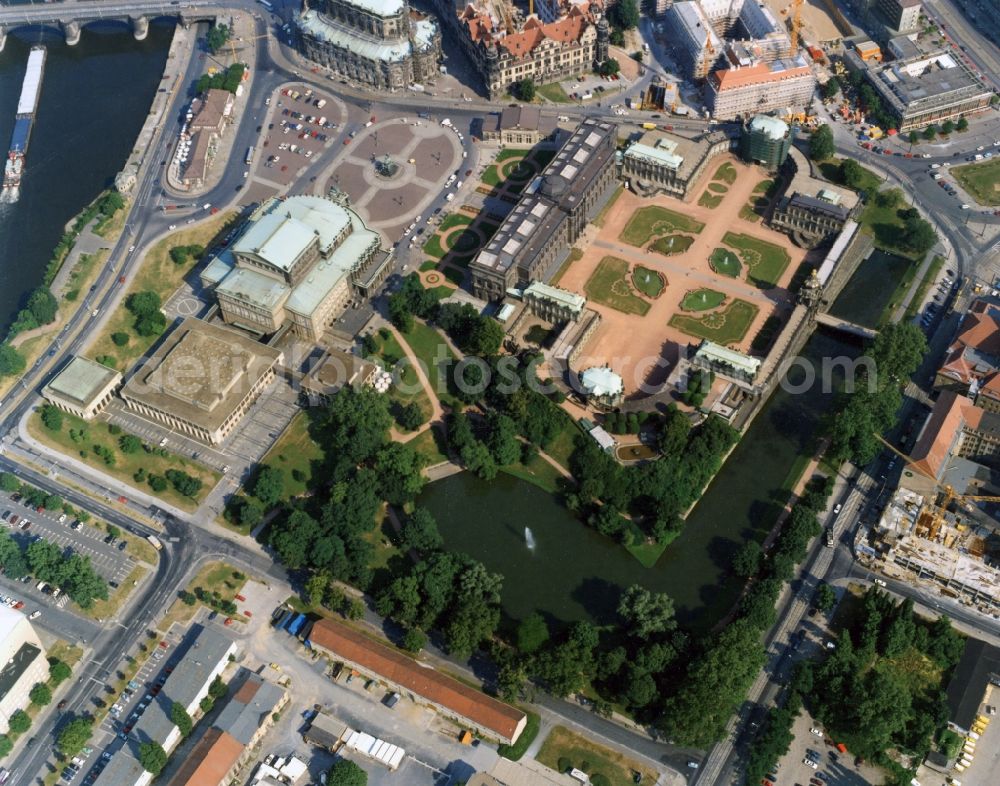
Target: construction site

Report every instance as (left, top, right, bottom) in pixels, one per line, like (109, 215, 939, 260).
(862, 482, 1000, 614)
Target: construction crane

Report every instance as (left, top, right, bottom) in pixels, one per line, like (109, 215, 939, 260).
(492, 0, 516, 35)
(788, 0, 803, 57)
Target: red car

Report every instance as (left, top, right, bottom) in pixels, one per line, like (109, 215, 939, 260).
(159, 641, 169, 649)
(224, 617, 233, 626)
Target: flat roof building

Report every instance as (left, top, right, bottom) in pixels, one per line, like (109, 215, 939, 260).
(771, 146, 861, 246)
(306, 618, 527, 744)
(858, 49, 993, 131)
(42, 356, 121, 420)
(706, 57, 816, 120)
(0, 607, 49, 734)
(120, 317, 283, 446)
(482, 106, 560, 146)
(300, 347, 380, 403)
(470, 119, 617, 301)
(945, 638, 1000, 733)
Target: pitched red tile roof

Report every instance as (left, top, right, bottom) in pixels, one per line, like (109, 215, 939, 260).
(909, 391, 974, 481)
(709, 61, 812, 91)
(167, 728, 243, 786)
(308, 619, 525, 741)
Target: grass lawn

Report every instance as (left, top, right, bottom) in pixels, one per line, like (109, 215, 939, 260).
(62, 249, 106, 301)
(422, 233, 447, 259)
(260, 411, 324, 500)
(537, 82, 572, 103)
(408, 426, 449, 466)
(496, 148, 530, 163)
(86, 212, 237, 373)
(81, 564, 147, 620)
(537, 726, 657, 786)
(501, 453, 565, 494)
(29, 410, 220, 512)
(626, 528, 673, 568)
(159, 560, 247, 632)
(620, 205, 705, 246)
(584, 257, 651, 316)
(542, 415, 579, 471)
(632, 266, 665, 298)
(819, 157, 881, 196)
(372, 330, 435, 424)
(439, 213, 474, 232)
(419, 260, 437, 272)
(714, 161, 738, 184)
(481, 166, 502, 187)
(710, 247, 743, 278)
(498, 710, 540, 760)
(707, 182, 728, 194)
(650, 234, 694, 256)
(722, 231, 791, 288)
(680, 288, 726, 311)
(951, 158, 1000, 206)
(670, 299, 759, 344)
(904, 255, 946, 321)
(699, 191, 724, 208)
(398, 321, 462, 409)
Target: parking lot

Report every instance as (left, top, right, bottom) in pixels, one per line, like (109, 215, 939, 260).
(1, 491, 137, 587)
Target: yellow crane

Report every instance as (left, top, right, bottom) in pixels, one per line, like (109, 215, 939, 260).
(492, 0, 516, 35)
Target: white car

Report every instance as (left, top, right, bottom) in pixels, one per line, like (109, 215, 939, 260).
(168, 224, 177, 230)
(803, 758, 818, 770)
(833, 503, 842, 515)
(874, 578, 887, 587)
(29, 610, 40, 620)
(810, 727, 823, 737)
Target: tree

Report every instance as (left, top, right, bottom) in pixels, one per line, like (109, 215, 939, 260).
(822, 78, 841, 99)
(27, 287, 58, 325)
(56, 717, 92, 757)
(0, 472, 18, 492)
(148, 475, 167, 492)
(599, 58, 621, 77)
(395, 401, 424, 431)
(49, 659, 72, 685)
(29, 682, 52, 706)
(814, 582, 837, 612)
(810, 125, 834, 161)
(41, 404, 64, 431)
(956, 117, 969, 132)
(841, 158, 867, 191)
(402, 627, 427, 653)
(170, 702, 193, 737)
(922, 124, 938, 140)
(609, 0, 639, 29)
(206, 23, 230, 54)
(328, 759, 368, 786)
(111, 331, 130, 346)
(941, 119, 955, 134)
(118, 434, 142, 454)
(908, 130, 920, 144)
(139, 741, 168, 775)
(250, 465, 285, 507)
(514, 78, 535, 102)
(126, 290, 161, 319)
(617, 585, 676, 638)
(208, 676, 228, 700)
(0, 736, 10, 757)
(516, 612, 550, 654)
(732, 540, 763, 578)
(239, 498, 264, 528)
(166, 469, 202, 498)
(399, 508, 443, 553)
(0, 343, 26, 378)
(7, 709, 30, 734)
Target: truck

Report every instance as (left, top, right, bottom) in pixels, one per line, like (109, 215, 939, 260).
(146, 535, 163, 551)
(641, 122, 657, 130)
(672, 105, 690, 116)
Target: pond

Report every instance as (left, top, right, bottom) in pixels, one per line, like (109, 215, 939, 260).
(828, 249, 912, 328)
(421, 332, 857, 630)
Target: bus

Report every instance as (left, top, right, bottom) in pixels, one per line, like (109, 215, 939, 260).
(146, 535, 163, 551)
(245, 146, 254, 165)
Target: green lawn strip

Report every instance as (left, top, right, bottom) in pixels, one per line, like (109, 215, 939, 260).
(496, 148, 531, 163)
(584, 257, 651, 316)
(419, 260, 438, 272)
(398, 321, 463, 409)
(722, 232, 790, 288)
(670, 299, 759, 344)
(372, 331, 436, 429)
(542, 416, 579, 472)
(481, 166, 502, 187)
(680, 288, 726, 311)
(877, 253, 923, 328)
(904, 255, 946, 321)
(498, 710, 541, 760)
(29, 411, 220, 511)
(710, 248, 742, 278)
(631, 265, 665, 298)
(81, 564, 147, 620)
(714, 161, 738, 184)
(626, 525, 673, 568)
(536, 725, 657, 786)
(447, 228, 484, 254)
(951, 158, 1000, 206)
(422, 234, 447, 259)
(649, 234, 694, 256)
(500, 454, 564, 494)
(707, 182, 728, 194)
(536, 82, 572, 103)
(753, 179, 774, 195)
(439, 213, 474, 232)
(260, 411, 325, 500)
(859, 201, 925, 261)
(620, 205, 705, 245)
(698, 191, 723, 208)
(819, 157, 881, 196)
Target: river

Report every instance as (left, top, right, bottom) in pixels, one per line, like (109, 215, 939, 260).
(420, 331, 859, 630)
(0, 22, 173, 333)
